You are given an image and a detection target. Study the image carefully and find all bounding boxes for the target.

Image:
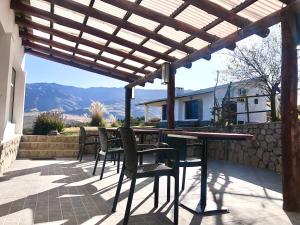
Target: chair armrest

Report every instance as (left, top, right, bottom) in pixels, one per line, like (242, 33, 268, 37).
(138, 147, 179, 165)
(108, 138, 121, 142)
(137, 144, 157, 150)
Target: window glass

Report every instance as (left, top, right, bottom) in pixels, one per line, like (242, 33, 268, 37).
(9, 68, 16, 122)
(185, 100, 198, 119)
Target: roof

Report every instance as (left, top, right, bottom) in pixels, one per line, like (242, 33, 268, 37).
(137, 79, 258, 105)
(11, 0, 292, 85)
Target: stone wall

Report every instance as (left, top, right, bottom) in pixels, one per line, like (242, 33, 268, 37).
(0, 135, 21, 174)
(184, 122, 282, 173)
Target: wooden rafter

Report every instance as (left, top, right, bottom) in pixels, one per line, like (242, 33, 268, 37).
(41, 0, 194, 54)
(20, 31, 150, 75)
(26, 49, 135, 83)
(15, 17, 160, 69)
(11, 1, 176, 62)
(23, 41, 141, 82)
(101, 0, 220, 43)
(127, 1, 299, 88)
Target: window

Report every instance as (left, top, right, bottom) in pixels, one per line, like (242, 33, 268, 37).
(162, 105, 167, 120)
(9, 68, 16, 122)
(185, 100, 198, 119)
(254, 98, 259, 104)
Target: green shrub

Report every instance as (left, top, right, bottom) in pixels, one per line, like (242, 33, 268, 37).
(89, 101, 107, 127)
(33, 111, 65, 135)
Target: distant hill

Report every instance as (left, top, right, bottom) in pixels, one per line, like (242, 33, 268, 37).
(25, 83, 166, 118)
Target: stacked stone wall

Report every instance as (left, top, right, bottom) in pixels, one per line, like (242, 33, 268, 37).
(0, 136, 21, 174)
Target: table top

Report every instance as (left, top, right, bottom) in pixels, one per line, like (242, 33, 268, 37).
(106, 127, 161, 134)
(163, 130, 254, 141)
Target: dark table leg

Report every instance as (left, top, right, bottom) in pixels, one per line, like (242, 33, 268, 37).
(139, 134, 144, 165)
(180, 138, 229, 215)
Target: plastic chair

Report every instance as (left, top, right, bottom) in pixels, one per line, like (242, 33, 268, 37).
(112, 127, 179, 225)
(77, 126, 99, 162)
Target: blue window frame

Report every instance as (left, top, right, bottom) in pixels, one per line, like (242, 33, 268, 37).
(185, 100, 198, 119)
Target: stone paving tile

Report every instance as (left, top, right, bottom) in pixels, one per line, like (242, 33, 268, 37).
(0, 158, 299, 225)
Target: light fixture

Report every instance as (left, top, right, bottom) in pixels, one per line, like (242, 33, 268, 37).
(161, 62, 170, 85)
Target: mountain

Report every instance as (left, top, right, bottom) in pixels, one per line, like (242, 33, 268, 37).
(25, 83, 166, 118)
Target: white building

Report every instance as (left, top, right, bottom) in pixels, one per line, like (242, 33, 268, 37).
(139, 80, 269, 127)
(0, 0, 26, 173)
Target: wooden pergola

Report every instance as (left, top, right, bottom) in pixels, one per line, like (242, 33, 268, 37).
(11, 0, 300, 211)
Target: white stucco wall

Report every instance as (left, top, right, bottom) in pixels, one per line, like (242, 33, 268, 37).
(0, 0, 25, 142)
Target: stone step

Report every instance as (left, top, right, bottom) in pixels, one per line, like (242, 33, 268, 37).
(19, 142, 80, 150)
(18, 149, 78, 158)
(21, 135, 79, 143)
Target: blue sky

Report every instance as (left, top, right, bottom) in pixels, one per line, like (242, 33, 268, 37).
(25, 28, 271, 90)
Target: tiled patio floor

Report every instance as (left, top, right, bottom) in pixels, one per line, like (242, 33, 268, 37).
(0, 157, 299, 225)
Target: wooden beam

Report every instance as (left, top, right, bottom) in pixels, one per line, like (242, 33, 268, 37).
(41, 0, 194, 54)
(15, 17, 160, 69)
(281, 9, 300, 212)
(11, 1, 175, 62)
(20, 31, 150, 75)
(183, 0, 251, 28)
(126, 1, 300, 88)
(101, 0, 220, 43)
(23, 41, 140, 81)
(26, 49, 133, 83)
(167, 70, 175, 129)
(124, 87, 132, 128)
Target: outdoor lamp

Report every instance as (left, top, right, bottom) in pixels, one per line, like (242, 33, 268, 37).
(161, 62, 170, 84)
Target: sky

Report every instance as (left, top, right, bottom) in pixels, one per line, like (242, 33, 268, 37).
(24, 27, 274, 91)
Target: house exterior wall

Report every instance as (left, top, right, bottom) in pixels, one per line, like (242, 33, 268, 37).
(0, 0, 25, 173)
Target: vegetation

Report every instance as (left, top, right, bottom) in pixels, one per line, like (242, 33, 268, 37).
(89, 101, 107, 127)
(33, 111, 64, 135)
(109, 114, 121, 127)
(225, 30, 281, 121)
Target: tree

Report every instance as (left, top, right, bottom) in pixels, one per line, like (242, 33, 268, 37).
(225, 29, 281, 121)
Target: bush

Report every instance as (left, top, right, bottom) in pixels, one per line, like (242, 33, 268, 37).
(109, 114, 120, 127)
(33, 111, 65, 135)
(89, 101, 107, 127)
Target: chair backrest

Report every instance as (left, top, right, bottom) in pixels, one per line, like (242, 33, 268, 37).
(98, 127, 109, 152)
(79, 126, 87, 144)
(119, 127, 138, 174)
(166, 136, 187, 161)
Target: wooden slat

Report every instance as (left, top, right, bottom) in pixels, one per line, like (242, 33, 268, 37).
(184, 0, 251, 28)
(20, 31, 150, 74)
(23, 41, 141, 81)
(42, 0, 194, 54)
(26, 49, 134, 83)
(101, 0, 220, 43)
(11, 1, 175, 62)
(127, 1, 297, 88)
(15, 17, 160, 69)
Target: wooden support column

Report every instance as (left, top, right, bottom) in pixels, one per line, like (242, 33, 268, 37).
(167, 70, 175, 129)
(124, 87, 132, 128)
(281, 10, 300, 212)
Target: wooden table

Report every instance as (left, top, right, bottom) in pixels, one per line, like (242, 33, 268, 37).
(163, 130, 254, 215)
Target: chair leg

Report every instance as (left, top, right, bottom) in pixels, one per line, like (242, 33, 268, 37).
(174, 173, 179, 225)
(123, 177, 136, 225)
(100, 153, 107, 180)
(94, 144, 98, 159)
(112, 165, 125, 213)
(182, 166, 186, 191)
(167, 175, 170, 202)
(113, 153, 116, 165)
(154, 176, 159, 208)
(117, 152, 121, 174)
(79, 144, 85, 162)
(92, 150, 101, 175)
(77, 144, 81, 160)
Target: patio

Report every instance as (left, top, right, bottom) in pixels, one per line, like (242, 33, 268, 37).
(0, 157, 299, 225)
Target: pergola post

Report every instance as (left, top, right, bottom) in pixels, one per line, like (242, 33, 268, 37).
(124, 87, 132, 128)
(167, 70, 175, 129)
(281, 10, 300, 211)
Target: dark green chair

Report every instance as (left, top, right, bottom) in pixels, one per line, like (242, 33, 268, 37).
(93, 127, 123, 180)
(112, 127, 179, 225)
(77, 126, 98, 162)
